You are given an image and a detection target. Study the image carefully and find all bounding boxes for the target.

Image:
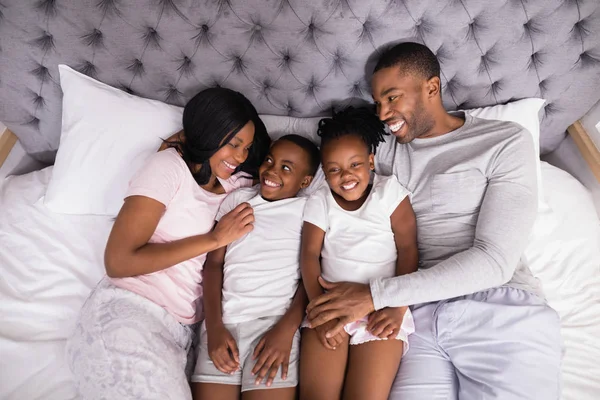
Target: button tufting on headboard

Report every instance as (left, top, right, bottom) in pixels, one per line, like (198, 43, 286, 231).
(0, 0, 599, 163)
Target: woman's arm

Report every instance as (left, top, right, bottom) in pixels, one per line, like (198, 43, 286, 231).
(391, 197, 418, 276)
(104, 197, 254, 278)
(300, 222, 326, 302)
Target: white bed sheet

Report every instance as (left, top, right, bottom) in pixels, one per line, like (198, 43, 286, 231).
(0, 167, 112, 399)
(0, 163, 599, 399)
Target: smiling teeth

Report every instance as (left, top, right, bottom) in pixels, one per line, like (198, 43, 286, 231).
(342, 182, 358, 190)
(264, 179, 281, 187)
(223, 161, 237, 170)
(389, 121, 405, 133)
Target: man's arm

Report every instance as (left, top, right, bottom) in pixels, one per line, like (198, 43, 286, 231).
(370, 131, 538, 309)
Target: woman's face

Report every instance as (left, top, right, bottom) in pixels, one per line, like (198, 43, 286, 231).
(209, 120, 255, 180)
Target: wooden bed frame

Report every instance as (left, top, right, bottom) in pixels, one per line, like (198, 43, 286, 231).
(1, 124, 600, 182)
(0, 128, 17, 169)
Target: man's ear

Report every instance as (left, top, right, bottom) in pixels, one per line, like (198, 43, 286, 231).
(300, 175, 314, 189)
(368, 153, 375, 171)
(426, 76, 441, 99)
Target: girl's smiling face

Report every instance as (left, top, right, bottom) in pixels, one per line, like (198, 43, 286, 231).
(321, 134, 374, 204)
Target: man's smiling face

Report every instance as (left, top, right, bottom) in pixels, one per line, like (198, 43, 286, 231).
(371, 66, 435, 144)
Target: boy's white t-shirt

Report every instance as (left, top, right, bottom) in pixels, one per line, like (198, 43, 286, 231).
(216, 186, 307, 324)
(303, 174, 410, 285)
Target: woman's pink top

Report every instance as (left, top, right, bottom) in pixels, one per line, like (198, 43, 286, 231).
(109, 148, 252, 324)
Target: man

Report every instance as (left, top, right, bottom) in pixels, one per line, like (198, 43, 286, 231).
(306, 42, 561, 399)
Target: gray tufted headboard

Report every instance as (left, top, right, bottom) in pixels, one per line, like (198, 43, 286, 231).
(0, 0, 599, 162)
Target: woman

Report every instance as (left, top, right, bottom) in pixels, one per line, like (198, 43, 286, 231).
(66, 88, 270, 400)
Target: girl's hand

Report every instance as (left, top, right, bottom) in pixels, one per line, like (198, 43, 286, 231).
(206, 323, 240, 374)
(366, 306, 408, 339)
(315, 318, 346, 350)
(251, 323, 296, 387)
(212, 203, 254, 247)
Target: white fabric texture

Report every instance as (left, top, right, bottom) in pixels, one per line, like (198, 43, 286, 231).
(192, 317, 301, 392)
(66, 278, 195, 400)
(303, 174, 410, 284)
(44, 65, 183, 216)
(216, 187, 305, 324)
(390, 286, 562, 400)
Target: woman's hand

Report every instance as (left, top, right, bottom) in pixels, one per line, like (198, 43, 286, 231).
(212, 202, 254, 248)
(367, 306, 408, 339)
(251, 323, 296, 387)
(206, 323, 240, 374)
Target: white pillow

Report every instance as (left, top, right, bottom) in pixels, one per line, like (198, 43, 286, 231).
(260, 97, 547, 205)
(44, 65, 183, 215)
(465, 98, 546, 208)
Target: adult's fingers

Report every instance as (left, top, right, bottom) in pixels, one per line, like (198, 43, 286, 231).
(241, 213, 255, 226)
(308, 308, 344, 329)
(306, 292, 337, 314)
(306, 305, 343, 326)
(231, 202, 252, 214)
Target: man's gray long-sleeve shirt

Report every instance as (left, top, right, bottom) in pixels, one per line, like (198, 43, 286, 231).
(371, 113, 543, 309)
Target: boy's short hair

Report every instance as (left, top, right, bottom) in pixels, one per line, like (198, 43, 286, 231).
(276, 134, 320, 176)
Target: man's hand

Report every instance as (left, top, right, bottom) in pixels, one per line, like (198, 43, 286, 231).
(315, 319, 347, 350)
(251, 323, 296, 387)
(306, 277, 375, 338)
(206, 324, 239, 375)
(367, 306, 408, 339)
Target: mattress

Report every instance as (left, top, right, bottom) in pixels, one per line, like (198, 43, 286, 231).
(0, 163, 599, 399)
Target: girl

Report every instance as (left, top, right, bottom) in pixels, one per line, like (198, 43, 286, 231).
(299, 106, 418, 400)
(66, 88, 270, 400)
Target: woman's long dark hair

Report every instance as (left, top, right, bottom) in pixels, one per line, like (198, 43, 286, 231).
(167, 87, 270, 185)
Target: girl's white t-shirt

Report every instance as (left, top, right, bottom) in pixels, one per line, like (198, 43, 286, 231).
(303, 174, 411, 284)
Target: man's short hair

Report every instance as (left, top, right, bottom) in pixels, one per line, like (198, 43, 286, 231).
(374, 42, 440, 81)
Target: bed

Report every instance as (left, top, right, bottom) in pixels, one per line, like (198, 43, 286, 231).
(0, 1, 599, 399)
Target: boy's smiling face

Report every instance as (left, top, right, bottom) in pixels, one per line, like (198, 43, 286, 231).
(259, 139, 313, 201)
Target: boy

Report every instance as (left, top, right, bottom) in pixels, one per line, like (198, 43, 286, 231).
(192, 134, 320, 400)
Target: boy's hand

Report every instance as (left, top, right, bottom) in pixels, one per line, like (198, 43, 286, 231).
(367, 306, 408, 339)
(206, 324, 240, 374)
(252, 323, 296, 387)
(315, 318, 346, 350)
